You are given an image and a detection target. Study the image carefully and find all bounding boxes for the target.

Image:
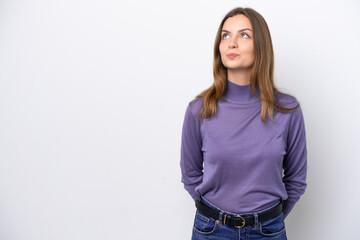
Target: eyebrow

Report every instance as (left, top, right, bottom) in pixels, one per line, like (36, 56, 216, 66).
(221, 28, 252, 33)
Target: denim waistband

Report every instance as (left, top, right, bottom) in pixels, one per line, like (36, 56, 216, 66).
(199, 195, 282, 218)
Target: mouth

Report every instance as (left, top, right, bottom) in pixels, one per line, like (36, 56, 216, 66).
(226, 53, 239, 58)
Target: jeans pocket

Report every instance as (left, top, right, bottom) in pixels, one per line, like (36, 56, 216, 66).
(193, 210, 218, 235)
(259, 212, 286, 237)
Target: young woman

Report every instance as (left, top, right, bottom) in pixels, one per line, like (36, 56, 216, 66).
(180, 7, 307, 239)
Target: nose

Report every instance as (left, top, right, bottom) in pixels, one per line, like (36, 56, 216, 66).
(229, 37, 238, 48)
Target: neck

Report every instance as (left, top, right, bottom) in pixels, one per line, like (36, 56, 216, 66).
(227, 69, 251, 85)
(223, 79, 260, 104)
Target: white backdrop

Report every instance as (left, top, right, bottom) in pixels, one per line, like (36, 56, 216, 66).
(0, 0, 359, 239)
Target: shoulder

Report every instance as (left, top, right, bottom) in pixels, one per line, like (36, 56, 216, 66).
(187, 96, 204, 118)
(274, 90, 300, 109)
(274, 91, 306, 128)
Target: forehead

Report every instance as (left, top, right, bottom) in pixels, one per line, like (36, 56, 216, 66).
(222, 14, 252, 30)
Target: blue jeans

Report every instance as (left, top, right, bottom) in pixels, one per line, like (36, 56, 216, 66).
(192, 196, 287, 240)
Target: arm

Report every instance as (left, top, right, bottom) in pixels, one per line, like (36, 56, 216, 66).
(282, 104, 308, 219)
(180, 101, 203, 201)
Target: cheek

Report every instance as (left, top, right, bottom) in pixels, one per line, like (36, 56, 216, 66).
(219, 44, 226, 55)
(249, 43, 255, 55)
(242, 43, 254, 54)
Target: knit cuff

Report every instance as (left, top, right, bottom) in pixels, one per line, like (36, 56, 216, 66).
(282, 197, 299, 219)
(184, 183, 200, 201)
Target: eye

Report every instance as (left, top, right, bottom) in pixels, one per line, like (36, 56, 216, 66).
(222, 33, 229, 39)
(240, 33, 250, 38)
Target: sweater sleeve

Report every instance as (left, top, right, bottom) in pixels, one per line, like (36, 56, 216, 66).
(180, 101, 203, 201)
(282, 104, 308, 219)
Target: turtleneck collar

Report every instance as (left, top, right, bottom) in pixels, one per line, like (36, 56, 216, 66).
(223, 79, 261, 104)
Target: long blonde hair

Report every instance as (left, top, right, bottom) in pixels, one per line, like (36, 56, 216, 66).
(196, 7, 299, 123)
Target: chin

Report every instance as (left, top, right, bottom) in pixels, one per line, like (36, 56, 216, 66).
(225, 61, 253, 68)
(225, 64, 246, 69)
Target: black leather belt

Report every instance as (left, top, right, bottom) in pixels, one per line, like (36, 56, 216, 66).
(195, 198, 283, 228)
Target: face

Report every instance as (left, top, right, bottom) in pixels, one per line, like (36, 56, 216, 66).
(219, 14, 255, 71)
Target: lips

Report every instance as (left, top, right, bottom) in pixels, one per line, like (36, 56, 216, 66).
(226, 53, 239, 58)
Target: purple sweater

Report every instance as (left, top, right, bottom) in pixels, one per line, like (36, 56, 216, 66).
(180, 80, 307, 219)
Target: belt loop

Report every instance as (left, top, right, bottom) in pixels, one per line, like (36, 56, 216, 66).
(254, 213, 259, 228)
(218, 211, 224, 225)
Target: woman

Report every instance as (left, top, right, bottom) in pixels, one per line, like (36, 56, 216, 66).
(180, 7, 307, 239)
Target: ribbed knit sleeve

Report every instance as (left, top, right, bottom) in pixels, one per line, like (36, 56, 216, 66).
(282, 104, 308, 219)
(180, 100, 203, 201)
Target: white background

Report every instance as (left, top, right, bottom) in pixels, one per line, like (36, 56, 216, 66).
(0, 0, 359, 239)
